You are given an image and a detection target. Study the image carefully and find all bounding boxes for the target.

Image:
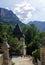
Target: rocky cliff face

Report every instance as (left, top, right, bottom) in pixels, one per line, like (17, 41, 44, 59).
(0, 8, 24, 26)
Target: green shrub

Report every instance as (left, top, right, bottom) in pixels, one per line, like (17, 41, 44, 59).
(32, 49, 38, 58)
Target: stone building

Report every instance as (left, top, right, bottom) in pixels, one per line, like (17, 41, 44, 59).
(13, 24, 26, 56)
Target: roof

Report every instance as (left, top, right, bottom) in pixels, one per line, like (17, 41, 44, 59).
(13, 24, 24, 37)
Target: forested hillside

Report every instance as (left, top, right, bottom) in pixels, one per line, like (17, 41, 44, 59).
(28, 21, 45, 32)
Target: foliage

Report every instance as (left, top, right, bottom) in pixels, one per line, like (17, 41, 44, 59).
(8, 35, 22, 56)
(32, 49, 39, 63)
(22, 25, 29, 34)
(32, 49, 39, 58)
(25, 24, 39, 45)
(25, 24, 40, 55)
(0, 20, 44, 59)
(39, 32, 45, 39)
(0, 21, 22, 56)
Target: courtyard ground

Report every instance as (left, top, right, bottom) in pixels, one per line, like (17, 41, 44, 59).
(12, 56, 34, 65)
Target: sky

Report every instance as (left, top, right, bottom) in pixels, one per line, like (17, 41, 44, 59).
(0, 0, 45, 24)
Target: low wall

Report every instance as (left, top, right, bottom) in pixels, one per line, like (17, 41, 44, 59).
(0, 54, 3, 65)
(0, 54, 12, 65)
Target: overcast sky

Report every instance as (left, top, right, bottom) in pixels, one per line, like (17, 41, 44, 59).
(0, 0, 45, 24)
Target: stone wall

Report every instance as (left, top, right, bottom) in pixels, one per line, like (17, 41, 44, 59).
(40, 47, 45, 65)
(37, 59, 41, 65)
(39, 37, 45, 65)
(0, 54, 12, 65)
(0, 54, 3, 65)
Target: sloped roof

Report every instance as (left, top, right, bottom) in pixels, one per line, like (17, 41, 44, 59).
(13, 24, 24, 37)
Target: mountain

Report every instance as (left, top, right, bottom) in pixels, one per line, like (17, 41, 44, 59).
(0, 8, 24, 26)
(28, 21, 45, 32)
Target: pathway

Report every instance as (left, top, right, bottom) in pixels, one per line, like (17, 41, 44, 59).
(12, 56, 34, 65)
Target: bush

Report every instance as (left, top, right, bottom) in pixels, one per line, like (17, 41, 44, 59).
(32, 49, 38, 58)
(32, 49, 40, 60)
(32, 49, 39, 63)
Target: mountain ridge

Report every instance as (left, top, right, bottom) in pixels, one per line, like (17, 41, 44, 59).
(28, 21, 45, 32)
(0, 8, 24, 26)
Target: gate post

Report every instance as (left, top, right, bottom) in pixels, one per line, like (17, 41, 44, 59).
(40, 37, 45, 65)
(2, 32, 10, 65)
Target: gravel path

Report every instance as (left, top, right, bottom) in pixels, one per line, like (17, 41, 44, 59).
(12, 56, 34, 65)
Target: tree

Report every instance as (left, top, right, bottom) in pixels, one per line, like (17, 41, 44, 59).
(22, 25, 29, 34)
(7, 25, 13, 35)
(25, 24, 39, 55)
(25, 24, 39, 44)
(28, 35, 40, 55)
(8, 35, 23, 56)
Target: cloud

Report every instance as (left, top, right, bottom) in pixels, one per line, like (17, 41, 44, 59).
(13, 0, 45, 23)
(42, 8, 45, 11)
(1, 0, 45, 23)
(13, 2, 35, 23)
(39, 0, 45, 4)
(6, 7, 9, 10)
(27, 12, 32, 18)
(14, 7, 21, 12)
(15, 2, 35, 11)
(17, 12, 32, 23)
